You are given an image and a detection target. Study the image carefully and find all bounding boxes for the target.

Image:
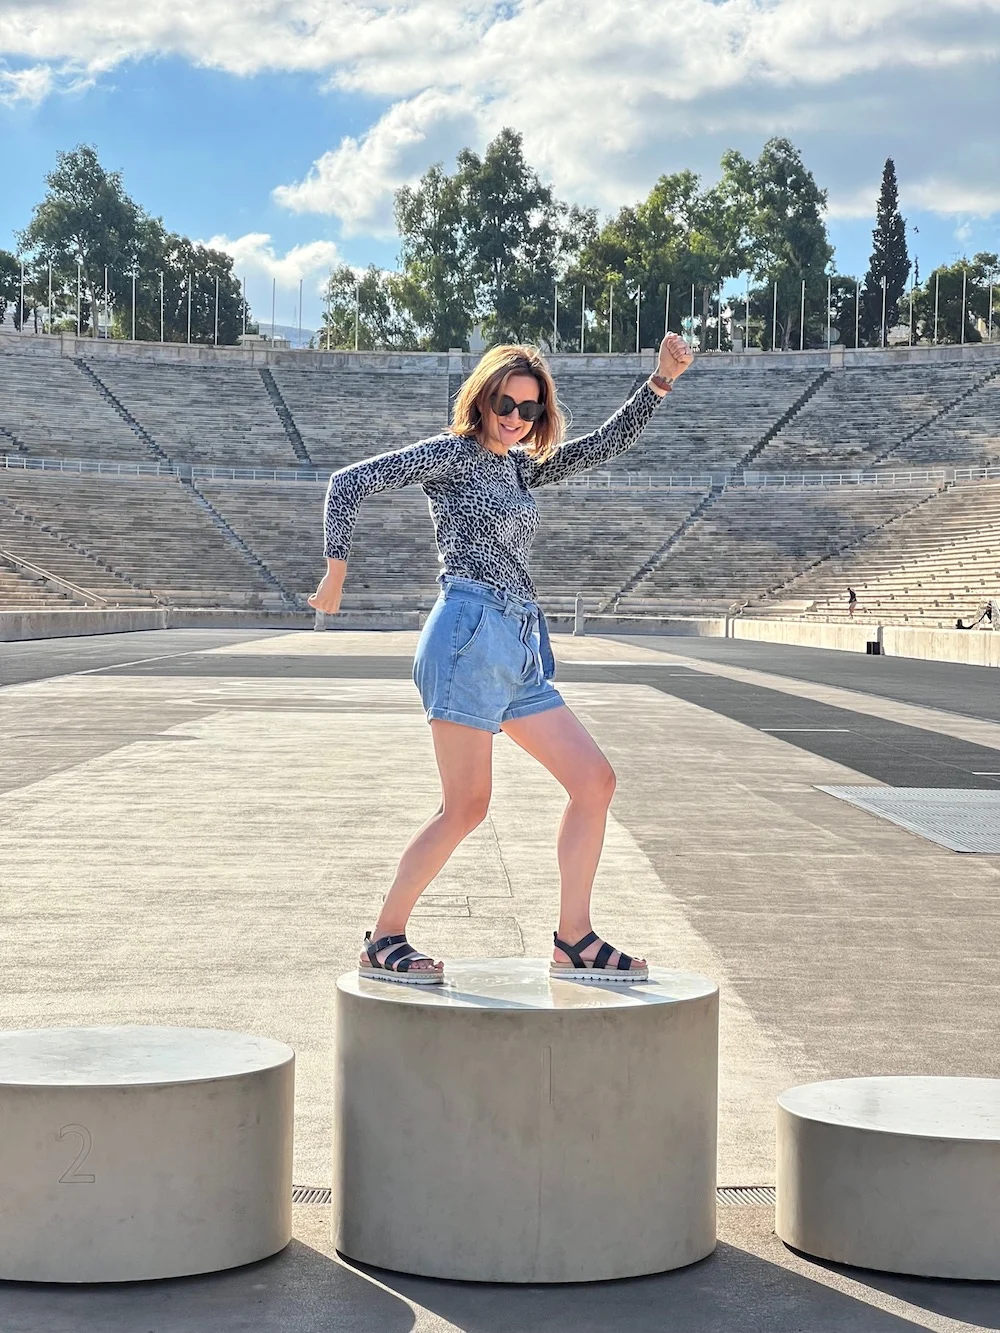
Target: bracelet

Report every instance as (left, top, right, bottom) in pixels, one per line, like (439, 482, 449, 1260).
(649, 373, 674, 394)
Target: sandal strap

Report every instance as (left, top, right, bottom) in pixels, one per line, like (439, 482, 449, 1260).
(365, 931, 407, 966)
(364, 931, 437, 974)
(552, 930, 598, 968)
(553, 930, 632, 972)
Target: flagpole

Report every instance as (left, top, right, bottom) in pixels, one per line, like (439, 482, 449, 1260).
(934, 272, 940, 344)
(799, 279, 805, 352)
(664, 283, 670, 338)
(214, 274, 220, 347)
(580, 284, 585, 354)
(772, 281, 778, 350)
(826, 276, 831, 350)
(608, 284, 613, 354)
(961, 268, 967, 345)
(131, 270, 136, 342)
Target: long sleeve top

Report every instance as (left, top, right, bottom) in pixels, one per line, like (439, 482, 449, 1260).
(322, 379, 664, 601)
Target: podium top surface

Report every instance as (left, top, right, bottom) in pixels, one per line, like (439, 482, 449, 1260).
(338, 958, 717, 1010)
(0, 1027, 294, 1087)
(779, 1077, 1000, 1142)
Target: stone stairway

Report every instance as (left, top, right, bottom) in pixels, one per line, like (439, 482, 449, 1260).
(598, 487, 718, 611)
(183, 478, 302, 609)
(875, 365, 1000, 467)
(0, 494, 162, 605)
(259, 368, 313, 466)
(737, 370, 832, 472)
(73, 359, 169, 462)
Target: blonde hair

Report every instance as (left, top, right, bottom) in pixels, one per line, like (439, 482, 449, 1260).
(451, 344, 566, 463)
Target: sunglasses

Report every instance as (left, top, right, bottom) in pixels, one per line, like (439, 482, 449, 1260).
(489, 392, 546, 423)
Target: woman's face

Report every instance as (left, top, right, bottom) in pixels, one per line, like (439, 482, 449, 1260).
(480, 373, 541, 453)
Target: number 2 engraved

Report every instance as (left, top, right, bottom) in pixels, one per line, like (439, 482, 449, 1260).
(58, 1124, 96, 1184)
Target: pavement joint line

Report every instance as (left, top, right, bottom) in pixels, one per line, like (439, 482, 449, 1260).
(760, 728, 852, 733)
(0, 647, 216, 694)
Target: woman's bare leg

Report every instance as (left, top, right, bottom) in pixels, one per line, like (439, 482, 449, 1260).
(500, 704, 645, 971)
(362, 719, 494, 971)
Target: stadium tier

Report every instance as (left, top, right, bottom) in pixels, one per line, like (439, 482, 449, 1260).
(760, 362, 993, 472)
(1, 339, 998, 621)
(86, 360, 299, 468)
(774, 481, 1000, 624)
(268, 368, 447, 469)
(616, 485, 938, 612)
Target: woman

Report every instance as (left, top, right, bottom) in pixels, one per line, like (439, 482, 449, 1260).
(309, 332, 694, 985)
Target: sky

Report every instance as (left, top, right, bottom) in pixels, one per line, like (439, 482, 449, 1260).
(1, 0, 999, 335)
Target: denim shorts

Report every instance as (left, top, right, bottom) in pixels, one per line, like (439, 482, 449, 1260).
(412, 575, 565, 734)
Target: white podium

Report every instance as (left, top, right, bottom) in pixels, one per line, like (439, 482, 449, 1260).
(777, 1076, 1000, 1279)
(0, 1026, 295, 1283)
(334, 959, 719, 1282)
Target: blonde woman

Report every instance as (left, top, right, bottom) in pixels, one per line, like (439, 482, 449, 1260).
(309, 332, 694, 984)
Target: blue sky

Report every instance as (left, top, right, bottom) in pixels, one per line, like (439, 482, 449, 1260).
(2, 1, 998, 333)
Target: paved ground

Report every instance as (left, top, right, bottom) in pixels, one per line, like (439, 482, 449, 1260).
(1, 628, 998, 1331)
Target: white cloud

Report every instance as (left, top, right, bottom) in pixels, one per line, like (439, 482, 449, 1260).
(3, 0, 1000, 235)
(200, 232, 341, 289)
(273, 89, 480, 235)
(0, 63, 53, 105)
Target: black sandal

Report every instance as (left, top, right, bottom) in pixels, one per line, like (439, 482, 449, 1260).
(550, 930, 648, 983)
(359, 932, 445, 986)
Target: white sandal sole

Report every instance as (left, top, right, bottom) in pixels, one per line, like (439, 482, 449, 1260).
(358, 963, 445, 986)
(549, 965, 649, 983)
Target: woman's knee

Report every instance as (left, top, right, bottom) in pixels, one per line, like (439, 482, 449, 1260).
(440, 792, 491, 833)
(570, 760, 616, 805)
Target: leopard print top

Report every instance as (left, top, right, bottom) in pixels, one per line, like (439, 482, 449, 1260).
(323, 379, 663, 601)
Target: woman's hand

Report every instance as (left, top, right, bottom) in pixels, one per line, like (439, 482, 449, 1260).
(308, 559, 347, 614)
(657, 331, 695, 382)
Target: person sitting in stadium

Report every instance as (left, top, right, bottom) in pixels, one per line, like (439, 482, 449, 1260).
(309, 333, 694, 984)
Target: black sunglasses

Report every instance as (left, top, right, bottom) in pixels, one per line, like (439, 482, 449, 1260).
(490, 392, 546, 423)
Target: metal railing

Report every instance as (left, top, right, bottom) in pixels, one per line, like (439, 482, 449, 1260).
(2, 452, 999, 492)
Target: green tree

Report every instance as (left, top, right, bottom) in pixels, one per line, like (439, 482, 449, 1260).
(859, 158, 910, 346)
(739, 138, 834, 349)
(913, 254, 997, 344)
(394, 164, 474, 349)
(0, 250, 18, 329)
(17, 145, 144, 337)
(318, 264, 414, 351)
(457, 128, 563, 346)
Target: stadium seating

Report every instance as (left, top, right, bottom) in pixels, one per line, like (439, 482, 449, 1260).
(268, 369, 448, 470)
(0, 351, 153, 462)
(773, 481, 1000, 625)
(618, 485, 938, 610)
(758, 362, 989, 472)
(89, 360, 299, 469)
(605, 367, 822, 475)
(0, 497, 158, 604)
(2, 341, 999, 618)
(0, 560, 73, 609)
(0, 471, 286, 608)
(884, 371, 1000, 468)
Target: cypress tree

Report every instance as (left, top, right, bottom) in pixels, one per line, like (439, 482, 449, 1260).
(859, 158, 910, 345)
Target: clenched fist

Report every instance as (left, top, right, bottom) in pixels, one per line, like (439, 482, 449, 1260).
(657, 331, 695, 382)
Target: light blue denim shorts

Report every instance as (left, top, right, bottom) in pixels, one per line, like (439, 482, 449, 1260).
(412, 575, 565, 734)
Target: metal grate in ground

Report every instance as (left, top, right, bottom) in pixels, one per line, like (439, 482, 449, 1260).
(292, 1185, 775, 1207)
(817, 786, 1000, 853)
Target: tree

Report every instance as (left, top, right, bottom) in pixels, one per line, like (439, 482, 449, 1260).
(859, 159, 910, 346)
(394, 164, 474, 349)
(0, 250, 20, 329)
(913, 254, 997, 344)
(318, 264, 414, 350)
(15, 144, 251, 343)
(739, 139, 834, 349)
(457, 129, 563, 346)
(17, 145, 144, 337)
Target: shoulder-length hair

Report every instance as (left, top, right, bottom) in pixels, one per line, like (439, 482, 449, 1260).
(451, 344, 566, 463)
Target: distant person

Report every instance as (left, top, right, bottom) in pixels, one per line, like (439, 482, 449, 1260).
(309, 333, 694, 984)
(956, 619, 966, 630)
(847, 587, 857, 618)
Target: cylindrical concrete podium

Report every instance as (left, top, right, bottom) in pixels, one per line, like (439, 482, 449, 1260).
(0, 1027, 295, 1283)
(777, 1077, 1000, 1279)
(334, 959, 718, 1282)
